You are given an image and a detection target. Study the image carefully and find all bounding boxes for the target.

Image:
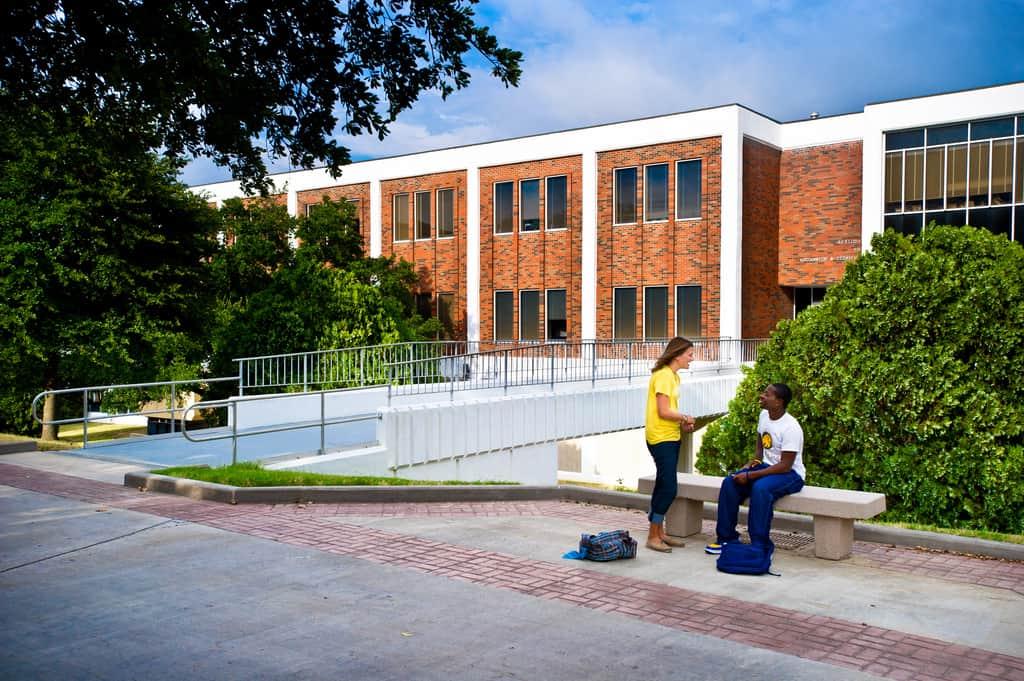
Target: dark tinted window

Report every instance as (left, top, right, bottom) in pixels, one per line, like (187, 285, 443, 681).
(676, 160, 701, 219)
(794, 287, 827, 316)
(675, 285, 701, 338)
(613, 288, 636, 339)
(885, 213, 924, 237)
(886, 129, 924, 150)
(614, 168, 637, 224)
(968, 207, 1012, 238)
(494, 182, 514, 234)
(644, 164, 668, 221)
(494, 291, 514, 340)
(546, 176, 567, 230)
(925, 210, 966, 228)
(644, 286, 668, 339)
(926, 123, 968, 146)
(546, 289, 567, 340)
(970, 118, 1014, 140)
(520, 179, 540, 232)
(520, 290, 540, 340)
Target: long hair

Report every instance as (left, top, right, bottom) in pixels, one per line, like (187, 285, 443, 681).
(652, 337, 693, 373)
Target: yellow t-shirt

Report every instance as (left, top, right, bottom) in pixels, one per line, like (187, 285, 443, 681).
(645, 366, 680, 445)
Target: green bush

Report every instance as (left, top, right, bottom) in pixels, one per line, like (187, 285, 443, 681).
(699, 226, 1024, 533)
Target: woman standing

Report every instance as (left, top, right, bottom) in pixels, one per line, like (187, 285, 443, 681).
(644, 337, 696, 552)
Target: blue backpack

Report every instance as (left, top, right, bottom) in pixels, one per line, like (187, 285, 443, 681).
(716, 542, 779, 576)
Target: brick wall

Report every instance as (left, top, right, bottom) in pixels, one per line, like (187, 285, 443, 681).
(478, 156, 583, 342)
(779, 141, 863, 286)
(595, 138, 721, 339)
(741, 137, 791, 337)
(297, 183, 372, 255)
(381, 171, 468, 337)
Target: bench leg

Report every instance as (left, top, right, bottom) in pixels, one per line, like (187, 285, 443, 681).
(813, 516, 854, 560)
(665, 499, 703, 538)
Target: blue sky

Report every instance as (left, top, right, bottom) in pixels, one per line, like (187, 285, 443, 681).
(181, 0, 1024, 186)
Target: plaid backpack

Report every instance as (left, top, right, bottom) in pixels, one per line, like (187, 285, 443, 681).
(577, 530, 638, 561)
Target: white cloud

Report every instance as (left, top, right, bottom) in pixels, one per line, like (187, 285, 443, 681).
(181, 0, 1024, 185)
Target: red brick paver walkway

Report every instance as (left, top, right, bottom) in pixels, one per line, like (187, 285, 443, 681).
(2, 462, 1023, 681)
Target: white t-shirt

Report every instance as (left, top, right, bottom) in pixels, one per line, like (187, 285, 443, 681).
(758, 409, 805, 480)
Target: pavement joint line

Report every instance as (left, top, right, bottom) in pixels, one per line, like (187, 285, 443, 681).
(3, 462, 1024, 681)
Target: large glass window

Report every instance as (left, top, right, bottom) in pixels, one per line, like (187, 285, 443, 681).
(676, 160, 702, 219)
(546, 176, 567, 230)
(414, 191, 431, 239)
(494, 182, 514, 234)
(437, 188, 454, 238)
(437, 292, 455, 338)
(675, 285, 701, 338)
(794, 287, 827, 316)
(884, 113, 1023, 241)
(520, 179, 540, 232)
(494, 291, 514, 340)
(613, 287, 636, 339)
(519, 290, 540, 340)
(614, 168, 637, 224)
(992, 139, 1013, 205)
(644, 286, 668, 339)
(644, 164, 668, 222)
(393, 193, 410, 241)
(546, 289, 567, 340)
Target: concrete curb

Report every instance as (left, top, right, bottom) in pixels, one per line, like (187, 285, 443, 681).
(124, 472, 1024, 562)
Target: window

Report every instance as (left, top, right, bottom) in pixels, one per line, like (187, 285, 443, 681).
(520, 179, 540, 231)
(546, 289, 567, 340)
(494, 182, 514, 234)
(414, 191, 431, 239)
(676, 159, 702, 219)
(546, 176, 567, 230)
(494, 291, 514, 340)
(614, 168, 637, 224)
(884, 114, 1024, 241)
(437, 188, 455, 238)
(613, 287, 636, 339)
(644, 286, 668, 339)
(675, 285, 701, 338)
(415, 293, 432, 319)
(437, 292, 455, 338)
(794, 287, 827, 316)
(520, 290, 540, 340)
(393, 194, 410, 241)
(644, 164, 668, 222)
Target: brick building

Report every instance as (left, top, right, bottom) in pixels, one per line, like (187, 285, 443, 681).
(193, 81, 1024, 342)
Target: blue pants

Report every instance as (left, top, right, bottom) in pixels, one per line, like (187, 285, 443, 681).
(715, 463, 804, 551)
(646, 440, 680, 524)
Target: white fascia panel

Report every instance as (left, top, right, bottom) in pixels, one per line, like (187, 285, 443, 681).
(860, 82, 1024, 250)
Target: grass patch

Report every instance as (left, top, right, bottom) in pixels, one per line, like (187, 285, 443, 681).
(154, 462, 516, 487)
(864, 518, 1023, 545)
(58, 423, 148, 444)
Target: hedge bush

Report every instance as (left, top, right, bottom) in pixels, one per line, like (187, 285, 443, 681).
(698, 226, 1024, 533)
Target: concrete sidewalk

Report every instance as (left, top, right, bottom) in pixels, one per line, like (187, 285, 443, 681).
(1, 451, 1022, 681)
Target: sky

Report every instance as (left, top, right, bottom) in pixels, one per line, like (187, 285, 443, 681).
(180, 0, 1024, 187)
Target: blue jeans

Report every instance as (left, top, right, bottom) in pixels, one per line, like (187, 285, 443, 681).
(646, 440, 680, 524)
(715, 463, 804, 551)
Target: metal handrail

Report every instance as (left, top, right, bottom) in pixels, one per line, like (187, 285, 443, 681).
(180, 387, 381, 465)
(234, 340, 473, 395)
(384, 338, 767, 403)
(31, 376, 239, 448)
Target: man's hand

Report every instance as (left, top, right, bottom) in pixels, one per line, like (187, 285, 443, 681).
(680, 414, 696, 432)
(731, 470, 752, 485)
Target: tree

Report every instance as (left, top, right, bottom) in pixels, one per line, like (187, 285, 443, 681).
(1, 0, 522, 192)
(698, 226, 1024, 533)
(0, 109, 220, 437)
(207, 199, 439, 392)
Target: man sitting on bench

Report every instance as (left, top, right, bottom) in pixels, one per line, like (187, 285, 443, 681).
(705, 383, 805, 555)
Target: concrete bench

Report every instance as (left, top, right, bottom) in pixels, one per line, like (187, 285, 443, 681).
(637, 473, 886, 560)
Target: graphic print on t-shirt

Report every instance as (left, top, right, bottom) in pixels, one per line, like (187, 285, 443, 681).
(761, 432, 773, 450)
